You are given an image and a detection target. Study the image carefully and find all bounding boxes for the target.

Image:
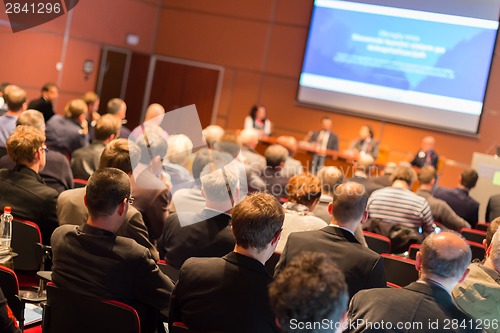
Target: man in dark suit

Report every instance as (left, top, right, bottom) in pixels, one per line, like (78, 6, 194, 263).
(275, 182, 386, 299)
(486, 194, 500, 222)
(410, 136, 439, 169)
(168, 192, 284, 333)
(261, 144, 290, 201)
(51, 168, 174, 333)
(307, 116, 339, 174)
(348, 231, 479, 333)
(434, 168, 480, 228)
(27, 83, 59, 123)
(158, 162, 240, 269)
(0, 125, 58, 245)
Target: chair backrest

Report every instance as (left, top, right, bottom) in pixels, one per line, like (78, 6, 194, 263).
(73, 179, 88, 188)
(157, 260, 180, 283)
(381, 254, 418, 288)
(408, 243, 421, 260)
(43, 283, 141, 333)
(460, 228, 487, 244)
(171, 322, 195, 333)
(363, 231, 391, 254)
(0, 266, 24, 327)
(466, 241, 486, 262)
(11, 219, 43, 271)
(475, 222, 490, 232)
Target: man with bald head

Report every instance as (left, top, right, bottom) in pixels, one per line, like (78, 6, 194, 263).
(275, 181, 386, 298)
(240, 128, 266, 173)
(276, 135, 303, 177)
(411, 135, 439, 169)
(348, 231, 479, 333)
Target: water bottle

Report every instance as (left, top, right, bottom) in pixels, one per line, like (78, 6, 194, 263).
(0, 206, 13, 250)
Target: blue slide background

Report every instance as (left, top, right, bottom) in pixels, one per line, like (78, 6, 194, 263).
(302, 6, 498, 102)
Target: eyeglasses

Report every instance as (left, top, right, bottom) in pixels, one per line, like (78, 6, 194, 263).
(127, 197, 135, 205)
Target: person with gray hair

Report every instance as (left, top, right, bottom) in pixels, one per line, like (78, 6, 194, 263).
(202, 125, 224, 148)
(240, 128, 266, 173)
(158, 162, 240, 269)
(261, 144, 290, 201)
(164, 134, 195, 192)
(452, 229, 500, 332)
(0, 85, 27, 152)
(276, 135, 303, 177)
(349, 231, 479, 333)
(276, 182, 386, 299)
(348, 154, 383, 196)
(0, 109, 74, 193)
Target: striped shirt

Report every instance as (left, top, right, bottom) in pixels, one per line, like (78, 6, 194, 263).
(367, 187, 434, 233)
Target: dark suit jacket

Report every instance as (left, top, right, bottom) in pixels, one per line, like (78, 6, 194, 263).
(0, 150, 73, 194)
(51, 223, 174, 333)
(158, 209, 235, 269)
(70, 141, 106, 180)
(132, 185, 169, 242)
(350, 138, 380, 159)
(275, 226, 386, 298)
(348, 281, 480, 333)
(486, 193, 500, 222)
(260, 167, 290, 201)
(45, 115, 89, 157)
(28, 97, 54, 123)
(433, 187, 479, 228)
(309, 130, 339, 151)
(169, 252, 280, 333)
(0, 165, 59, 244)
(411, 150, 439, 169)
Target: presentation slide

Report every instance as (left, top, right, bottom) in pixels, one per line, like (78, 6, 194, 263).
(298, 0, 500, 134)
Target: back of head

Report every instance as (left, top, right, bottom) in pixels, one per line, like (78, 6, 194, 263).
(331, 182, 368, 225)
(420, 231, 471, 281)
(106, 98, 125, 115)
(64, 99, 87, 119)
(99, 138, 139, 174)
(391, 165, 417, 186)
(488, 231, 500, 271)
(486, 217, 500, 247)
(86, 168, 130, 218)
(356, 154, 374, 174)
(82, 91, 99, 105)
(144, 103, 165, 122)
(460, 168, 478, 189)
(135, 127, 168, 165)
(200, 163, 239, 203)
(202, 125, 225, 147)
(265, 144, 288, 168)
(16, 110, 45, 132)
(286, 174, 321, 208)
(317, 166, 343, 194)
(383, 162, 397, 175)
(192, 148, 232, 186)
(7, 125, 45, 165)
(231, 192, 285, 250)
(41, 82, 57, 93)
(4, 85, 27, 112)
(276, 136, 298, 156)
(269, 252, 348, 333)
(239, 128, 259, 147)
(418, 166, 437, 185)
(166, 134, 193, 166)
(94, 114, 121, 141)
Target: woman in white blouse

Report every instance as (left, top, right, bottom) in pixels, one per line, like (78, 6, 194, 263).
(244, 104, 272, 138)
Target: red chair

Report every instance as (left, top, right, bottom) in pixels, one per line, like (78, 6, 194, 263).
(73, 179, 88, 188)
(460, 228, 487, 244)
(171, 322, 195, 333)
(42, 282, 141, 333)
(475, 222, 490, 232)
(363, 231, 391, 254)
(466, 241, 486, 262)
(381, 254, 418, 288)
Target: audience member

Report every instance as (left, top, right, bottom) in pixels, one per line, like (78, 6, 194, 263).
(0, 82, 10, 115)
(306, 116, 338, 174)
(276, 174, 326, 253)
(169, 192, 284, 333)
(348, 154, 383, 195)
(240, 128, 266, 173)
(485, 193, 500, 222)
(416, 166, 470, 231)
(129, 103, 167, 142)
(57, 139, 159, 260)
(372, 161, 397, 187)
(348, 125, 380, 160)
(410, 136, 439, 169)
(202, 125, 224, 148)
(70, 114, 120, 180)
(452, 229, 500, 332)
(275, 182, 386, 298)
(27, 82, 58, 123)
(244, 104, 271, 137)
(106, 98, 130, 139)
(314, 166, 367, 247)
(434, 168, 480, 228)
(45, 98, 89, 157)
(276, 135, 303, 177)
(51, 168, 174, 333)
(261, 144, 290, 201)
(0, 110, 74, 193)
(269, 252, 348, 333)
(164, 134, 195, 191)
(0, 85, 27, 152)
(82, 91, 100, 142)
(484, 217, 500, 248)
(158, 163, 239, 269)
(0, 125, 58, 244)
(365, 165, 434, 252)
(0, 286, 20, 333)
(348, 231, 479, 333)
